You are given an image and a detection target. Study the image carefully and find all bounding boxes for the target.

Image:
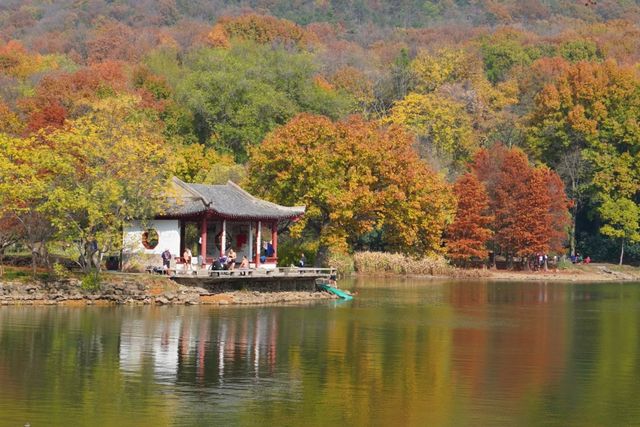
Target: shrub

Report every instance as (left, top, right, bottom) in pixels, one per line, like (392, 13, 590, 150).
(52, 262, 70, 279)
(81, 272, 101, 291)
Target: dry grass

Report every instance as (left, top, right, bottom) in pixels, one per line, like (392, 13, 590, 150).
(353, 251, 452, 276)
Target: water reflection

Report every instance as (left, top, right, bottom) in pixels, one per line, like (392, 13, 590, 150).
(1, 281, 640, 426)
(117, 308, 285, 388)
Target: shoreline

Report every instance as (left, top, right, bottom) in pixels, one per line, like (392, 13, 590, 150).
(0, 275, 337, 307)
(354, 263, 640, 283)
(1, 262, 638, 307)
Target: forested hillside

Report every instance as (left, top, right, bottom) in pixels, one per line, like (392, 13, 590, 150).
(1, 0, 639, 267)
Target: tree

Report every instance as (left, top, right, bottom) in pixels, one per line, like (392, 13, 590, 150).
(0, 133, 55, 274)
(35, 96, 172, 273)
(246, 113, 455, 262)
(410, 48, 474, 93)
(598, 197, 640, 265)
(446, 173, 493, 265)
(172, 143, 245, 184)
(207, 14, 319, 49)
(386, 93, 476, 172)
(0, 212, 21, 276)
(472, 145, 569, 267)
(175, 41, 353, 161)
(527, 60, 640, 262)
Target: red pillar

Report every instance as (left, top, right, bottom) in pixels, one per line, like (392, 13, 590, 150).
(271, 222, 278, 259)
(200, 216, 207, 266)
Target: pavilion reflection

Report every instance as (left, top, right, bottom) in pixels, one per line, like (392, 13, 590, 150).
(119, 308, 281, 385)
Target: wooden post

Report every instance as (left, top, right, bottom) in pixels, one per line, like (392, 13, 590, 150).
(221, 219, 226, 256)
(271, 222, 278, 259)
(255, 220, 261, 267)
(200, 216, 207, 266)
(248, 222, 253, 265)
(179, 220, 185, 257)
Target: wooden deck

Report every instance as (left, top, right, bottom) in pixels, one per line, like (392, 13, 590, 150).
(169, 267, 337, 292)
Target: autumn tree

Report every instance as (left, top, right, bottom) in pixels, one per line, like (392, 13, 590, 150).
(0, 133, 55, 273)
(446, 173, 493, 265)
(386, 93, 476, 172)
(527, 60, 640, 261)
(207, 14, 319, 49)
(35, 96, 172, 273)
(22, 61, 129, 132)
(472, 145, 570, 267)
(246, 113, 455, 263)
(172, 143, 245, 184)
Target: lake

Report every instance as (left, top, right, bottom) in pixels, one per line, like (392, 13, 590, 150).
(1, 278, 640, 426)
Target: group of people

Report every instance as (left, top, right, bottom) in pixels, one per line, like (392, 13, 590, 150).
(570, 253, 591, 264)
(158, 246, 309, 273)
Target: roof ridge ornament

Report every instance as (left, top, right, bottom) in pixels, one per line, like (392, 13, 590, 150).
(172, 176, 211, 207)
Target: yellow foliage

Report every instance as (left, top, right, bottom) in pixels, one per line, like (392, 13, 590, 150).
(386, 93, 477, 169)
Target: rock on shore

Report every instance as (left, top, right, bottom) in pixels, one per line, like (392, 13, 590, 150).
(0, 276, 337, 306)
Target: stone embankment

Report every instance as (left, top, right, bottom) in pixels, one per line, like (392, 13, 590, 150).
(0, 276, 336, 306)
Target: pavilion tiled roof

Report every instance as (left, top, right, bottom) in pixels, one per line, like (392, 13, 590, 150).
(161, 177, 305, 220)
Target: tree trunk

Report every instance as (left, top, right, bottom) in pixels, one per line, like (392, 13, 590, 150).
(315, 244, 330, 267)
(619, 238, 625, 266)
(570, 211, 577, 257)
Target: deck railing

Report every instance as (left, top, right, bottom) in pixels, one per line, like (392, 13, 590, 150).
(171, 266, 336, 279)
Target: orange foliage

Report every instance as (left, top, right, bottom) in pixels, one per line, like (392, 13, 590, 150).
(473, 145, 569, 259)
(0, 40, 44, 79)
(206, 24, 230, 48)
(247, 113, 454, 255)
(22, 61, 129, 132)
(446, 173, 493, 263)
(26, 101, 67, 133)
(209, 14, 319, 48)
(86, 21, 139, 64)
(331, 66, 374, 103)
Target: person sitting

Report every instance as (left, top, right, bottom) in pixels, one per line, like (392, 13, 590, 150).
(239, 255, 249, 269)
(226, 248, 237, 270)
(210, 258, 224, 271)
(584, 256, 591, 264)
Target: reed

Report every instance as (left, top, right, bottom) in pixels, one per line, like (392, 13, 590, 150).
(353, 251, 452, 276)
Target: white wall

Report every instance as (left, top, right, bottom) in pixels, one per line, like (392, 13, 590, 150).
(123, 219, 180, 257)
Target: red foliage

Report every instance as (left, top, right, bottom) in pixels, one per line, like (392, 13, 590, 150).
(446, 173, 493, 263)
(21, 61, 128, 132)
(86, 21, 139, 64)
(26, 101, 67, 133)
(472, 144, 570, 260)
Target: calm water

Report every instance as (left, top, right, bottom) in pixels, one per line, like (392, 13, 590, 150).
(2, 278, 640, 426)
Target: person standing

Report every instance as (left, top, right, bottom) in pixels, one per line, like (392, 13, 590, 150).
(183, 248, 192, 271)
(161, 249, 172, 275)
(298, 253, 306, 268)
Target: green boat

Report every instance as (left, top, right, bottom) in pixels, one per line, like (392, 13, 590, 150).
(319, 283, 353, 300)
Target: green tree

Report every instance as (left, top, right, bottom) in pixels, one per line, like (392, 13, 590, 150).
(599, 197, 640, 265)
(175, 41, 353, 161)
